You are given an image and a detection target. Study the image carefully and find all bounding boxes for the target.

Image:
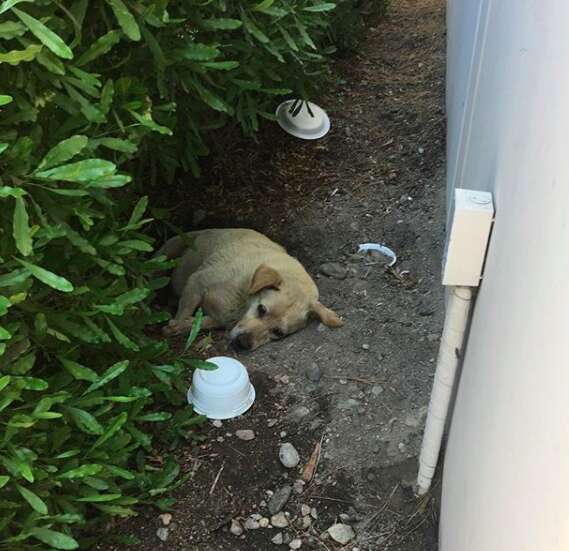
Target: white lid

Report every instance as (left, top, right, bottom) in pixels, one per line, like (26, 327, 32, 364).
(187, 356, 255, 420)
(276, 100, 331, 140)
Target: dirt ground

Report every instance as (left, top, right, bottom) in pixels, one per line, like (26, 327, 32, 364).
(101, 0, 447, 549)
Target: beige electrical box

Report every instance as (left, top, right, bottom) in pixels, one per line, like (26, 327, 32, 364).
(442, 188, 494, 287)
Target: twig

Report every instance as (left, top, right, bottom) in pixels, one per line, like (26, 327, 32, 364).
(228, 445, 246, 458)
(326, 376, 385, 385)
(303, 433, 324, 483)
(308, 495, 354, 505)
(209, 463, 225, 497)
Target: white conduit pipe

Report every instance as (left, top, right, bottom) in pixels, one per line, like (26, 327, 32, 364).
(417, 286, 473, 496)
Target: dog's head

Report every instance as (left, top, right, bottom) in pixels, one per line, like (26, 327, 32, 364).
(229, 264, 343, 351)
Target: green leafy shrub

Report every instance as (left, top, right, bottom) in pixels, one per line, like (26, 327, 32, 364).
(0, 0, 378, 548)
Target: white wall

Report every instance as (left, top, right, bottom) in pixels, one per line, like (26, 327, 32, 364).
(442, 1, 569, 550)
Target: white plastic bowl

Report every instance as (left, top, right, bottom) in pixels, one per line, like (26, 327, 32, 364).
(276, 100, 331, 140)
(187, 356, 255, 420)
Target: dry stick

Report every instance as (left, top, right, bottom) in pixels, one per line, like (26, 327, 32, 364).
(308, 496, 354, 505)
(209, 463, 225, 497)
(228, 445, 246, 458)
(326, 376, 386, 385)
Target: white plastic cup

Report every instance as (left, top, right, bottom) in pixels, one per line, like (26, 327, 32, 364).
(275, 100, 331, 140)
(187, 356, 255, 420)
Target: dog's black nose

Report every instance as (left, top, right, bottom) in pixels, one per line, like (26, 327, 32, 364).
(233, 334, 252, 351)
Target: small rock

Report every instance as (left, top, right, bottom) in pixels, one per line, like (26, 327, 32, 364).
(271, 512, 289, 528)
(310, 508, 318, 519)
(304, 363, 322, 382)
(301, 504, 311, 517)
(362, 344, 370, 350)
(260, 500, 267, 508)
(289, 539, 302, 550)
(317, 323, 327, 333)
(398, 442, 407, 453)
(371, 385, 384, 396)
(230, 519, 244, 536)
(293, 480, 305, 494)
(217, 436, 225, 443)
(272, 533, 284, 545)
(251, 513, 262, 521)
(259, 517, 270, 528)
(268, 418, 278, 427)
(212, 420, 223, 428)
(279, 443, 300, 468)
(245, 518, 260, 530)
(320, 262, 348, 279)
(236, 429, 255, 441)
(159, 513, 172, 526)
(156, 527, 169, 542)
(280, 431, 287, 438)
(328, 524, 356, 545)
(337, 398, 361, 411)
(290, 406, 310, 422)
(300, 516, 312, 529)
(268, 486, 292, 515)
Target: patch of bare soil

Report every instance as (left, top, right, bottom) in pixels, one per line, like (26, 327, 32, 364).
(101, 1, 446, 549)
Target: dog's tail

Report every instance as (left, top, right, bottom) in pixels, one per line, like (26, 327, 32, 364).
(154, 235, 188, 260)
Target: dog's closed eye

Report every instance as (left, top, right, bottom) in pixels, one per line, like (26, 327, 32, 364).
(258, 304, 268, 318)
(272, 328, 285, 339)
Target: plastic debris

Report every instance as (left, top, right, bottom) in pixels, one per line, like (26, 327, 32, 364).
(358, 243, 397, 266)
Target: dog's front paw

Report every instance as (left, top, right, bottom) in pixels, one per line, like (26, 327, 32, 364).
(162, 319, 192, 337)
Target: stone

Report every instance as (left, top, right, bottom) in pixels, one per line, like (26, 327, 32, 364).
(371, 385, 384, 396)
(245, 517, 260, 530)
(293, 480, 306, 494)
(159, 513, 172, 526)
(328, 524, 356, 545)
(272, 533, 284, 545)
(361, 344, 370, 350)
(290, 406, 310, 422)
(289, 539, 302, 549)
(268, 485, 292, 515)
(259, 517, 270, 528)
(212, 420, 222, 428)
(320, 262, 348, 280)
(156, 527, 169, 542)
(268, 418, 278, 427)
(236, 429, 255, 441)
(279, 443, 300, 468)
(337, 398, 361, 411)
(271, 513, 289, 528)
(304, 363, 322, 382)
(230, 519, 244, 536)
(301, 504, 311, 517)
(310, 508, 318, 520)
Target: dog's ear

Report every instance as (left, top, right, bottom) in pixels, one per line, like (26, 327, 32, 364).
(311, 302, 344, 327)
(249, 264, 282, 295)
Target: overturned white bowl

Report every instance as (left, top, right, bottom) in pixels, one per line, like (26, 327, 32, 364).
(276, 100, 330, 140)
(187, 356, 255, 420)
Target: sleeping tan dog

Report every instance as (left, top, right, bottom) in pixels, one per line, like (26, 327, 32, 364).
(158, 229, 343, 350)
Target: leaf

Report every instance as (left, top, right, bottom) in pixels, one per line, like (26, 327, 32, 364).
(201, 18, 242, 30)
(13, 8, 73, 59)
(0, 0, 31, 16)
(254, 0, 275, 10)
(0, 21, 26, 39)
(61, 359, 98, 382)
(59, 464, 102, 479)
(184, 308, 203, 352)
(191, 79, 233, 114)
(107, 0, 140, 41)
(0, 326, 10, 340)
(91, 412, 128, 449)
(77, 30, 121, 66)
(12, 197, 32, 256)
(0, 186, 25, 198)
(127, 196, 148, 227)
(30, 528, 79, 550)
(240, 9, 269, 43)
(0, 475, 9, 488)
(93, 137, 137, 154)
(278, 25, 298, 51)
(303, 2, 336, 12)
(36, 48, 65, 75)
(16, 376, 48, 390)
(17, 484, 48, 514)
(16, 260, 73, 293)
(119, 239, 153, 252)
(106, 318, 140, 351)
(202, 61, 239, 70)
(0, 268, 29, 287)
(0, 44, 42, 65)
(136, 412, 171, 422)
(0, 94, 13, 105)
(38, 135, 88, 170)
(83, 360, 129, 394)
(0, 375, 10, 391)
(129, 110, 173, 135)
(76, 493, 121, 502)
(35, 159, 116, 182)
(68, 408, 104, 435)
(188, 359, 218, 371)
(180, 43, 220, 61)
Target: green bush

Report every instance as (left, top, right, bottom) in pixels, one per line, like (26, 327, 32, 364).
(0, 0, 373, 548)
